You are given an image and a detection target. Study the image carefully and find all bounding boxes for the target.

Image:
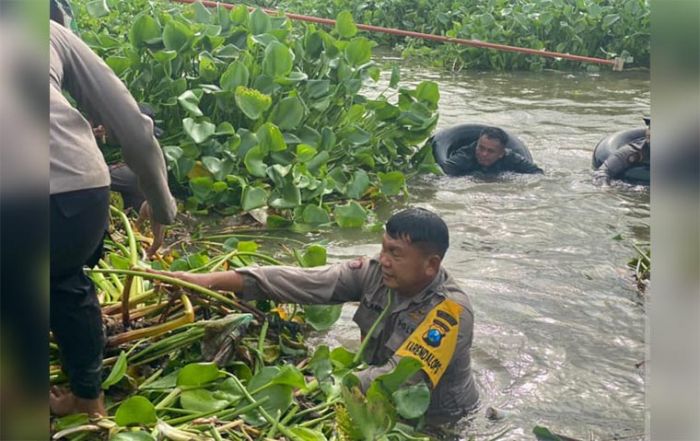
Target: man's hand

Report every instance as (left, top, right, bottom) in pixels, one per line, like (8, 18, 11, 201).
(92, 124, 107, 144)
(137, 201, 164, 258)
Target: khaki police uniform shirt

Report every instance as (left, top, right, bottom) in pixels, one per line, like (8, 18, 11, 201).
(237, 256, 479, 424)
(49, 21, 176, 224)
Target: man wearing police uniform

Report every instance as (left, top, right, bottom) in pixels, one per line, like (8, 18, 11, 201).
(596, 116, 651, 181)
(159, 208, 479, 425)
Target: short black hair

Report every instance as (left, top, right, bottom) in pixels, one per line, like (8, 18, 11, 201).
(385, 208, 449, 258)
(480, 126, 509, 147)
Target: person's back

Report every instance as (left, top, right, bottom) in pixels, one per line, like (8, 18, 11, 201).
(49, 17, 177, 417)
(50, 21, 175, 222)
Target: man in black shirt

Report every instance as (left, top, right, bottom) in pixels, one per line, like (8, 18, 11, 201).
(442, 126, 542, 176)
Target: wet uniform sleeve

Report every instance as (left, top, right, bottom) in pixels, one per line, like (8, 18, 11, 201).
(507, 152, 543, 174)
(52, 23, 176, 224)
(358, 299, 474, 394)
(236, 259, 369, 304)
(601, 144, 643, 179)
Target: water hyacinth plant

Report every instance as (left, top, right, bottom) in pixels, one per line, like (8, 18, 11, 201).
(50, 207, 433, 440)
(70, 0, 441, 229)
(235, 0, 650, 71)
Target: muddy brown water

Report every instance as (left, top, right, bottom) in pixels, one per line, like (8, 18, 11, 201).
(210, 61, 649, 439)
(307, 62, 649, 440)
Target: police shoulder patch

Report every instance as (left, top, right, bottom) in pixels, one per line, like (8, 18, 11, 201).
(395, 299, 462, 388)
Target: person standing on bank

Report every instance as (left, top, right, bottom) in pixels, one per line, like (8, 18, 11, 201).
(443, 126, 543, 175)
(49, 2, 177, 416)
(154, 208, 479, 426)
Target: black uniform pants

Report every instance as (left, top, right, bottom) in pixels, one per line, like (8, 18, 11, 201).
(50, 186, 110, 399)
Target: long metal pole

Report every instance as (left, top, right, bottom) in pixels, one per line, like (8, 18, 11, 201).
(169, 0, 624, 70)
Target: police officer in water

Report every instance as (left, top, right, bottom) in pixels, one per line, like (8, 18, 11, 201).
(155, 208, 479, 427)
(443, 126, 543, 176)
(595, 116, 651, 182)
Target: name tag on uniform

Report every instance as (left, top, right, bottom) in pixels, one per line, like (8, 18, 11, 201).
(395, 299, 462, 388)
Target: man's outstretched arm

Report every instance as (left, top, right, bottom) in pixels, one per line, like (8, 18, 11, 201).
(151, 260, 366, 304)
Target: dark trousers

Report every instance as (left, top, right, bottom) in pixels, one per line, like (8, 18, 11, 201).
(50, 186, 110, 399)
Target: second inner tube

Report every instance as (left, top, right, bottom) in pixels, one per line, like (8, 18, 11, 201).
(429, 124, 532, 174)
(592, 127, 649, 183)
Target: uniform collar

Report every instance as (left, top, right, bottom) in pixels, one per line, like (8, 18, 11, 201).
(393, 266, 448, 313)
(368, 256, 448, 308)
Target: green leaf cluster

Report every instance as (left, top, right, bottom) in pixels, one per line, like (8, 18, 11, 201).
(52, 211, 436, 441)
(71, 0, 440, 228)
(245, 0, 649, 71)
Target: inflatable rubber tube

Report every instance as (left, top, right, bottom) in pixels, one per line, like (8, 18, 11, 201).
(429, 124, 532, 174)
(592, 127, 649, 183)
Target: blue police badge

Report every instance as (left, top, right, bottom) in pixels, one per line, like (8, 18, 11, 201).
(423, 328, 443, 347)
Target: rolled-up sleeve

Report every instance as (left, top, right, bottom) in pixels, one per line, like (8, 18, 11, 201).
(236, 259, 369, 304)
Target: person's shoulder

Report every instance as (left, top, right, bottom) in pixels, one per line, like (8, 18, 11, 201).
(338, 255, 382, 283)
(50, 20, 85, 56)
(50, 20, 63, 32)
(50, 20, 71, 42)
(625, 139, 646, 152)
(364, 255, 383, 269)
(504, 150, 543, 172)
(503, 150, 526, 161)
(461, 140, 478, 153)
(433, 271, 473, 316)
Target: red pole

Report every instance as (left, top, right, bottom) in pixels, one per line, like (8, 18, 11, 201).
(169, 0, 623, 70)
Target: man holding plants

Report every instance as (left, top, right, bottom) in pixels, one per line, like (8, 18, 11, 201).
(49, 4, 177, 416)
(443, 126, 543, 175)
(157, 208, 480, 425)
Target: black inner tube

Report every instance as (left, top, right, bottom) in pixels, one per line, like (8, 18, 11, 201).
(592, 127, 649, 183)
(429, 124, 532, 173)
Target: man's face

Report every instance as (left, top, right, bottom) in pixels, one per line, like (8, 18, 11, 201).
(379, 233, 439, 297)
(475, 135, 506, 167)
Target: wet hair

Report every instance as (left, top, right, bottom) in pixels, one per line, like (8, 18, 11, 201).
(385, 208, 449, 258)
(480, 126, 509, 148)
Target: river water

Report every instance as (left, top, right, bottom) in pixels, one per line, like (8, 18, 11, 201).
(304, 63, 650, 440)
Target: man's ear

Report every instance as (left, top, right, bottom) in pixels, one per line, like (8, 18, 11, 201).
(426, 254, 441, 277)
